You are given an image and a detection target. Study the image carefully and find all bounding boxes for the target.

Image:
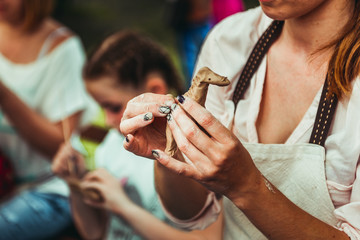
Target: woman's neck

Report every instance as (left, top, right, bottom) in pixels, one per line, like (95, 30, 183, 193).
(0, 18, 28, 39)
(0, 19, 51, 63)
(282, 0, 354, 55)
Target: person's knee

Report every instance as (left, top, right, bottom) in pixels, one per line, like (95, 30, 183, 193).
(0, 191, 72, 240)
(0, 203, 24, 240)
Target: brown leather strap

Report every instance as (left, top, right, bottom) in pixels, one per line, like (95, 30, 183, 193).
(309, 79, 338, 146)
(231, 21, 338, 146)
(232, 20, 284, 105)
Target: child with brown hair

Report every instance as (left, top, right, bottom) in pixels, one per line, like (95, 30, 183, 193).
(53, 31, 222, 239)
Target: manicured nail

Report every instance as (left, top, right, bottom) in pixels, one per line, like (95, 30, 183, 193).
(125, 135, 129, 143)
(177, 95, 185, 104)
(144, 112, 153, 121)
(166, 114, 172, 122)
(152, 150, 160, 159)
(159, 106, 171, 114)
(171, 103, 178, 111)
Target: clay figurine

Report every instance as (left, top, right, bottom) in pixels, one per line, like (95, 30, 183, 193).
(165, 66, 230, 157)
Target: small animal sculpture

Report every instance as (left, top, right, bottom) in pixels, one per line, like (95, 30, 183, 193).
(165, 66, 230, 157)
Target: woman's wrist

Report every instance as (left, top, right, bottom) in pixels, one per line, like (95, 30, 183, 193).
(111, 194, 136, 217)
(228, 170, 266, 210)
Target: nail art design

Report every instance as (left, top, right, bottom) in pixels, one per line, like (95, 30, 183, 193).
(177, 95, 185, 104)
(125, 135, 129, 143)
(166, 114, 172, 122)
(144, 112, 153, 121)
(159, 106, 171, 114)
(152, 150, 160, 159)
(171, 103, 178, 111)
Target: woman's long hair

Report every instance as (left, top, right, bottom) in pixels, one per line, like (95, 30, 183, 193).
(22, 0, 53, 31)
(327, 0, 360, 98)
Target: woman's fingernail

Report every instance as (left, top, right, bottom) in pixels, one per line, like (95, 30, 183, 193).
(152, 150, 160, 159)
(144, 112, 153, 121)
(171, 103, 178, 111)
(125, 135, 129, 143)
(177, 95, 185, 104)
(159, 106, 171, 114)
(166, 113, 172, 122)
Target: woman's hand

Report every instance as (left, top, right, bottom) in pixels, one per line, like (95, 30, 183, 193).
(80, 168, 130, 213)
(151, 95, 262, 200)
(120, 93, 175, 159)
(52, 143, 88, 179)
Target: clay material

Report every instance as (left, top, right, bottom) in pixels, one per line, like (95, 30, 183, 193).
(165, 67, 230, 157)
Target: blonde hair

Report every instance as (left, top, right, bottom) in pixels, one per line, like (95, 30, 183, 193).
(327, 0, 360, 98)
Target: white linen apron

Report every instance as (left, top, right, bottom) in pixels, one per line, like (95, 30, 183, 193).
(223, 143, 339, 239)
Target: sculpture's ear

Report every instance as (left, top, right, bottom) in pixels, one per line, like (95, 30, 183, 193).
(202, 76, 230, 86)
(196, 67, 230, 86)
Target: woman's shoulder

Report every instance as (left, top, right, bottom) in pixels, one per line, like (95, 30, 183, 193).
(207, 6, 272, 45)
(335, 76, 360, 133)
(40, 19, 84, 58)
(44, 19, 73, 48)
(197, 6, 272, 73)
(195, 6, 272, 87)
(349, 77, 360, 102)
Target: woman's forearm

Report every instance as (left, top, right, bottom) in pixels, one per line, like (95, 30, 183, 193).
(0, 84, 81, 157)
(233, 176, 349, 240)
(70, 189, 108, 240)
(112, 194, 222, 240)
(155, 159, 208, 220)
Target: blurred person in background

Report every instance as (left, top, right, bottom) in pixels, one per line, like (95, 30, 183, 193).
(167, 0, 212, 89)
(52, 31, 201, 240)
(167, 0, 244, 89)
(0, 0, 97, 239)
(211, 0, 244, 25)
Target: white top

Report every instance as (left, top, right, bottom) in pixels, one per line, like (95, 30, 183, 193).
(168, 7, 360, 239)
(95, 129, 166, 239)
(0, 35, 98, 196)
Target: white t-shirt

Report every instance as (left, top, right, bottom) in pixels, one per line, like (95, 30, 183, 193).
(167, 6, 360, 239)
(0, 36, 98, 196)
(95, 129, 167, 239)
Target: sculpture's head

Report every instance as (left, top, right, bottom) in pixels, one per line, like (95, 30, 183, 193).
(197, 67, 230, 86)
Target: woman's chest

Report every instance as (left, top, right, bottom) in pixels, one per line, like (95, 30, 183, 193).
(255, 53, 327, 144)
(0, 34, 44, 64)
